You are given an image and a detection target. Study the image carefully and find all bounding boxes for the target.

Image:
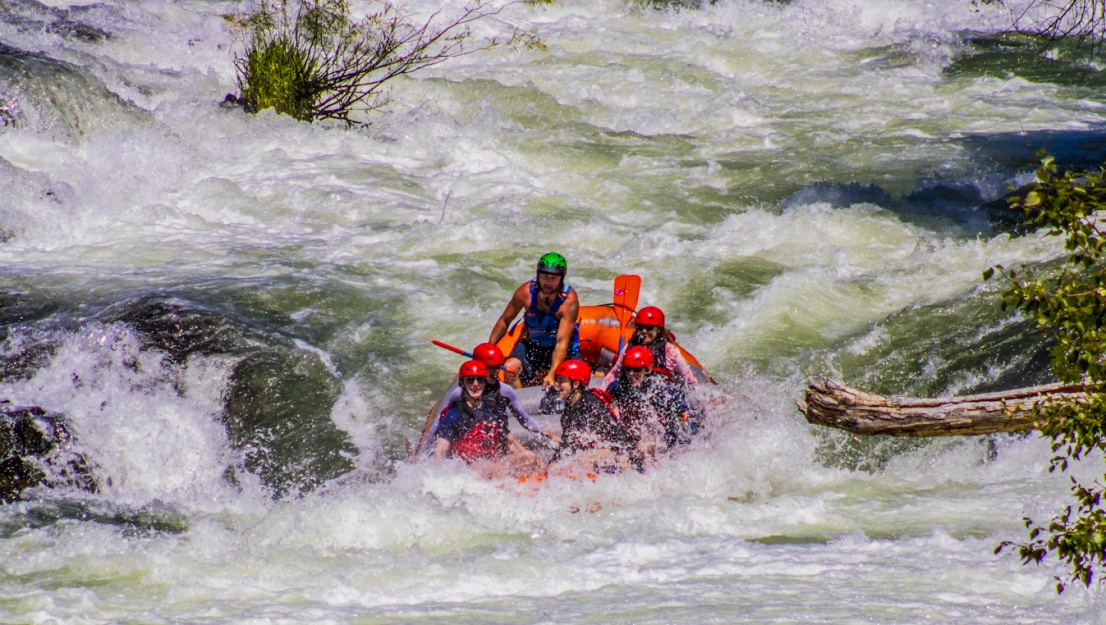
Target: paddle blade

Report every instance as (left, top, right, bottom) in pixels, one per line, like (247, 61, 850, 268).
(613, 274, 641, 327)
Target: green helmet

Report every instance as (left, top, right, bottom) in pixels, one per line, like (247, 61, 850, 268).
(537, 252, 568, 276)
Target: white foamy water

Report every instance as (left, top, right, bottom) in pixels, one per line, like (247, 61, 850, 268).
(1, 0, 1105, 622)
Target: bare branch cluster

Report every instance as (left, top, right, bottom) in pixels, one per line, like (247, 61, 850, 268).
(1011, 1, 1106, 53)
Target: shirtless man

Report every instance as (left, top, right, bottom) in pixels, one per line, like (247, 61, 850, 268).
(488, 252, 580, 389)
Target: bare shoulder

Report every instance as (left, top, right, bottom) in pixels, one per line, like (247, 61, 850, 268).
(559, 288, 580, 318)
(512, 281, 533, 305)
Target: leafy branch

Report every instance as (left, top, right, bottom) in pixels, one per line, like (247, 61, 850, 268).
(988, 156, 1106, 592)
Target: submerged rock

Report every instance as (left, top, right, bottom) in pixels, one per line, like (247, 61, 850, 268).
(781, 182, 893, 210)
(97, 294, 357, 498)
(1, 290, 360, 501)
(0, 42, 145, 140)
(0, 401, 97, 502)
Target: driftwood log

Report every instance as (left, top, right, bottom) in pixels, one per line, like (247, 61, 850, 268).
(797, 376, 1091, 437)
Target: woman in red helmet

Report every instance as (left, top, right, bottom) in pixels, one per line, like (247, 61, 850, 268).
(549, 359, 638, 470)
(607, 346, 696, 454)
(440, 343, 561, 445)
(431, 360, 543, 478)
(599, 305, 697, 392)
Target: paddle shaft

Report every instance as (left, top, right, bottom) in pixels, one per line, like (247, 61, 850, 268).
(425, 338, 517, 373)
(613, 274, 642, 353)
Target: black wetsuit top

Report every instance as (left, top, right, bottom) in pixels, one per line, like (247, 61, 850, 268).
(553, 390, 638, 464)
(609, 375, 694, 447)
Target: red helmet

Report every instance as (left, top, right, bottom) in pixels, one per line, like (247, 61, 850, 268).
(472, 343, 505, 367)
(636, 306, 665, 328)
(554, 359, 591, 386)
(459, 360, 488, 379)
(623, 346, 655, 369)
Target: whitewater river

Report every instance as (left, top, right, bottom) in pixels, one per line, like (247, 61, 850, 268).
(2, 0, 1105, 622)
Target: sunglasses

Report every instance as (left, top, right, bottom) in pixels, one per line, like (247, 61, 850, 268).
(636, 325, 660, 332)
(625, 367, 648, 374)
(462, 377, 487, 386)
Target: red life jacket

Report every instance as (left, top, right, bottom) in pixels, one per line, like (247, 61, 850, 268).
(590, 388, 617, 419)
(441, 400, 508, 462)
(450, 421, 506, 462)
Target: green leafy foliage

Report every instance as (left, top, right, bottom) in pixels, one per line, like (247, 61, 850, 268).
(233, 0, 542, 125)
(238, 35, 314, 119)
(988, 157, 1106, 592)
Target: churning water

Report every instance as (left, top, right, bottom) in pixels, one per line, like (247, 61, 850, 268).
(1, 0, 1105, 622)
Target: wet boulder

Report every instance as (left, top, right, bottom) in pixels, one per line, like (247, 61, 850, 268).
(0, 401, 96, 502)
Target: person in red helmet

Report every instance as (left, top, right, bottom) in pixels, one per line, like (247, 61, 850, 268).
(431, 360, 544, 478)
(440, 342, 560, 444)
(607, 346, 696, 455)
(549, 359, 638, 470)
(599, 305, 697, 392)
(488, 252, 580, 389)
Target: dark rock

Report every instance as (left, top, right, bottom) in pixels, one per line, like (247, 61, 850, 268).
(781, 182, 893, 210)
(44, 20, 111, 43)
(220, 93, 256, 114)
(0, 401, 97, 503)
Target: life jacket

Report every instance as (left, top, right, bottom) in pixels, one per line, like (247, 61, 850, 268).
(484, 378, 503, 406)
(609, 379, 657, 435)
(523, 279, 580, 352)
(615, 373, 691, 422)
(557, 390, 637, 460)
(630, 334, 674, 381)
(590, 388, 617, 419)
(648, 340, 667, 374)
(442, 399, 508, 462)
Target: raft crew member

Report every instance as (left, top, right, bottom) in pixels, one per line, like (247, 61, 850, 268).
(550, 359, 639, 470)
(441, 343, 561, 444)
(432, 360, 543, 478)
(607, 346, 697, 453)
(600, 306, 697, 392)
(489, 252, 580, 389)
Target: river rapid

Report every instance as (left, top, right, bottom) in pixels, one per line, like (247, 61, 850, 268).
(1, 0, 1105, 622)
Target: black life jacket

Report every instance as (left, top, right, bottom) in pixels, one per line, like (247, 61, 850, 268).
(630, 333, 673, 380)
(556, 390, 636, 460)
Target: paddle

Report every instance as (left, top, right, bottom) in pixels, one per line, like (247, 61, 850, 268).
(424, 338, 518, 373)
(426, 338, 473, 359)
(612, 274, 641, 353)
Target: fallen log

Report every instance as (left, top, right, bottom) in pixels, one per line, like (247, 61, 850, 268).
(797, 376, 1092, 437)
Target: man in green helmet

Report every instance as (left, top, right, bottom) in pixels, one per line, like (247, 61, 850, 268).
(489, 252, 581, 389)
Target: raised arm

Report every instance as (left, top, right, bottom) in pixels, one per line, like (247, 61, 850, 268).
(433, 437, 450, 460)
(489, 283, 530, 344)
(598, 346, 626, 391)
(501, 385, 561, 442)
(665, 342, 698, 388)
